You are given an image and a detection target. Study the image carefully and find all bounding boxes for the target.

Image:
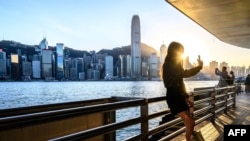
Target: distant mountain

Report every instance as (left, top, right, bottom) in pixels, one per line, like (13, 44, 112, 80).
(141, 43, 159, 57)
(97, 42, 159, 58)
(0, 40, 160, 61)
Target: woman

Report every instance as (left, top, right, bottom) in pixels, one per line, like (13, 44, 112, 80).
(162, 41, 203, 141)
(215, 66, 229, 87)
(245, 74, 250, 93)
(228, 71, 235, 85)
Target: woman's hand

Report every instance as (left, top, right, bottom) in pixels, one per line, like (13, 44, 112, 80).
(186, 98, 194, 107)
(197, 55, 203, 68)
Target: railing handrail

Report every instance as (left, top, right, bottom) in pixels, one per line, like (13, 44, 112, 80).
(0, 85, 239, 141)
(0, 98, 145, 130)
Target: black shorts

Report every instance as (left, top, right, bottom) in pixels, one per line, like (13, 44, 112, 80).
(166, 87, 189, 115)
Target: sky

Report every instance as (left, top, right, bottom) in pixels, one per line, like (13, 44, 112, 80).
(1, 0, 250, 67)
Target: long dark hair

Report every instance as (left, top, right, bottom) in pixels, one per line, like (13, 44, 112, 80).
(160, 41, 184, 79)
(164, 41, 184, 64)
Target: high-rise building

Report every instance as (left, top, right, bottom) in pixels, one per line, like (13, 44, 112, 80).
(22, 61, 32, 80)
(75, 58, 84, 80)
(160, 43, 167, 65)
(148, 53, 158, 78)
(141, 58, 148, 77)
(0, 51, 7, 78)
(125, 55, 131, 77)
(209, 61, 218, 79)
(131, 15, 141, 80)
(56, 43, 64, 80)
(42, 49, 53, 79)
(10, 54, 21, 80)
(105, 56, 113, 79)
(40, 38, 48, 54)
(32, 54, 41, 79)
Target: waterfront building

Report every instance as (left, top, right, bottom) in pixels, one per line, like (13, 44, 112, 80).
(56, 43, 64, 80)
(75, 58, 84, 80)
(131, 15, 141, 80)
(141, 58, 148, 78)
(160, 43, 167, 65)
(6, 59, 11, 79)
(117, 55, 123, 77)
(93, 70, 100, 80)
(0, 51, 7, 78)
(32, 54, 41, 79)
(79, 72, 85, 81)
(42, 49, 53, 79)
(121, 55, 130, 78)
(22, 61, 32, 80)
(32, 60, 41, 79)
(237, 66, 246, 77)
(10, 54, 21, 80)
(105, 55, 113, 79)
(148, 53, 158, 78)
(83, 55, 92, 79)
(87, 69, 92, 80)
(125, 55, 131, 78)
(17, 49, 23, 79)
(183, 56, 193, 69)
(70, 67, 77, 80)
(209, 61, 219, 79)
(64, 59, 71, 80)
(86, 68, 100, 80)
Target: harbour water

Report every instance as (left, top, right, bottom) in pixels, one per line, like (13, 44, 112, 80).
(0, 80, 218, 140)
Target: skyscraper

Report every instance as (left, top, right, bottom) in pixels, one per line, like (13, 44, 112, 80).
(56, 43, 64, 80)
(160, 43, 167, 65)
(0, 51, 7, 78)
(42, 49, 53, 79)
(131, 15, 141, 80)
(40, 38, 48, 54)
(105, 55, 113, 79)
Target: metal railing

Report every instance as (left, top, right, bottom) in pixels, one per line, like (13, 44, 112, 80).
(0, 85, 239, 141)
(49, 85, 237, 141)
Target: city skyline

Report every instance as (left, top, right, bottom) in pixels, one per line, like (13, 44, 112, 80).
(1, 0, 250, 67)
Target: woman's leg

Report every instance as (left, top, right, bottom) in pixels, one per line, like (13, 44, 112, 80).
(178, 111, 195, 141)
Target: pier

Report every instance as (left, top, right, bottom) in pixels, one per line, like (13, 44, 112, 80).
(0, 84, 248, 141)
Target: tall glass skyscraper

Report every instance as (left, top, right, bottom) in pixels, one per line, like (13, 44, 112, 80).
(56, 43, 64, 80)
(131, 15, 141, 80)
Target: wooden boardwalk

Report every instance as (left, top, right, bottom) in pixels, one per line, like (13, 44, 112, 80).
(171, 92, 250, 141)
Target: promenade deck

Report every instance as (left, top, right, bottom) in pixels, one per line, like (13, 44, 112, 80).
(171, 92, 250, 141)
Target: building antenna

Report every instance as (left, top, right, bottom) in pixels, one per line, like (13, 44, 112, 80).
(43, 32, 47, 39)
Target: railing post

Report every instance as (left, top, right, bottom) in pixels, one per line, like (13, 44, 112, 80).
(210, 88, 216, 123)
(141, 99, 149, 141)
(233, 85, 236, 108)
(224, 87, 229, 113)
(104, 111, 116, 141)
